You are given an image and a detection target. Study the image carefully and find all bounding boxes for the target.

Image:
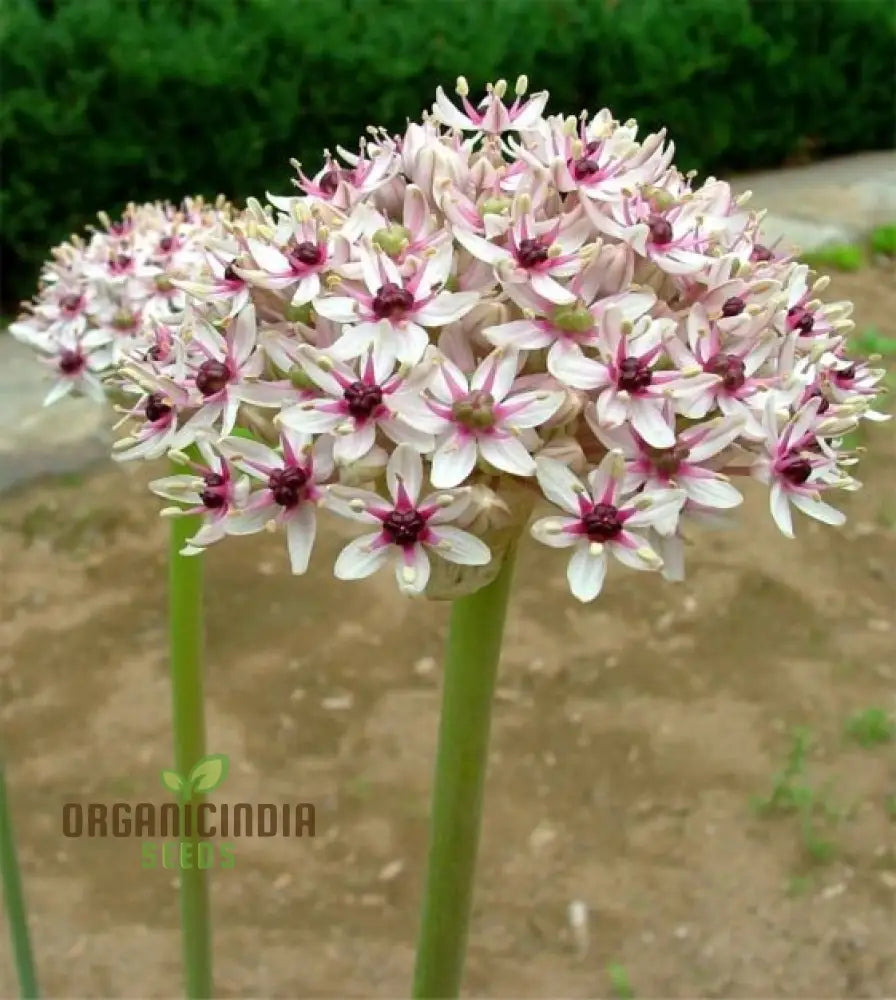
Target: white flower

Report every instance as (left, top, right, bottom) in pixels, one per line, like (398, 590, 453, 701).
(530, 453, 686, 602)
(329, 444, 491, 594)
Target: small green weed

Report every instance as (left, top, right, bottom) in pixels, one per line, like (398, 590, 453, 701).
(870, 224, 896, 257)
(608, 961, 635, 1000)
(845, 707, 895, 748)
(801, 243, 864, 272)
(752, 727, 844, 866)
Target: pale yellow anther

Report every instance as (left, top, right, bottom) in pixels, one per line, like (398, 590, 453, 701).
(317, 355, 334, 371)
(456, 76, 470, 97)
(324, 274, 342, 289)
(611, 451, 626, 481)
(401, 566, 417, 584)
(349, 498, 366, 512)
(264, 519, 278, 534)
(515, 75, 528, 96)
(547, 244, 563, 258)
(637, 547, 662, 566)
(632, 495, 654, 511)
(493, 79, 508, 99)
(588, 541, 604, 556)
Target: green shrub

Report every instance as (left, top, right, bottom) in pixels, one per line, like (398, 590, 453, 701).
(2, 0, 894, 308)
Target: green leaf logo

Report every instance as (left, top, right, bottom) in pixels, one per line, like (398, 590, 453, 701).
(160, 769, 187, 795)
(187, 754, 229, 794)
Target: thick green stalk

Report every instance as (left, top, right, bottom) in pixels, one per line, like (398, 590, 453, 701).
(412, 545, 518, 999)
(168, 505, 212, 999)
(0, 763, 39, 998)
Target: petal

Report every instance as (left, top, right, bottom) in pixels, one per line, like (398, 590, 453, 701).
(530, 515, 582, 548)
(566, 545, 608, 602)
(285, 504, 316, 574)
(334, 532, 390, 579)
(248, 238, 289, 273)
(483, 319, 551, 350)
(430, 435, 478, 489)
(500, 390, 564, 429)
(629, 397, 676, 448)
(278, 403, 344, 434)
(225, 505, 275, 535)
(393, 322, 431, 366)
(479, 434, 536, 477)
(313, 296, 360, 323)
(332, 422, 378, 464)
(471, 348, 520, 401)
(528, 271, 576, 304)
(680, 475, 743, 510)
(789, 492, 846, 527)
(534, 457, 585, 515)
(428, 525, 491, 566)
(395, 544, 431, 594)
(769, 481, 794, 538)
(452, 227, 510, 265)
(415, 291, 480, 327)
(217, 435, 280, 473)
(324, 486, 388, 523)
(548, 348, 609, 391)
(387, 443, 424, 506)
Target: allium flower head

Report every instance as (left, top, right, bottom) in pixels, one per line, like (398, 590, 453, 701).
(28, 80, 883, 601)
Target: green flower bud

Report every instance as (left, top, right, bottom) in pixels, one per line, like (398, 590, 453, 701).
(552, 301, 595, 334)
(481, 196, 511, 216)
(372, 225, 411, 258)
(285, 303, 315, 325)
(288, 367, 317, 390)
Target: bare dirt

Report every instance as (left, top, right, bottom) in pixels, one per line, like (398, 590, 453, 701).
(1, 270, 895, 999)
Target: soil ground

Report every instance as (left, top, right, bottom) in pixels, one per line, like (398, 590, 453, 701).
(1, 269, 895, 999)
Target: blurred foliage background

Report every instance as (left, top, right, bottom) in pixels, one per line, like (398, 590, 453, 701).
(1, 0, 894, 309)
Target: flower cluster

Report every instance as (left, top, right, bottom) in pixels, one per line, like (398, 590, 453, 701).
(10, 197, 233, 410)
(79, 79, 894, 599)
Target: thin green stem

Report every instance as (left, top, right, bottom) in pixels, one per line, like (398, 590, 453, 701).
(168, 503, 212, 999)
(0, 763, 39, 998)
(412, 544, 518, 999)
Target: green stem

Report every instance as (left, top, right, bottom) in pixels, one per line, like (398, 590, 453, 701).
(0, 763, 39, 998)
(168, 503, 212, 999)
(412, 544, 518, 999)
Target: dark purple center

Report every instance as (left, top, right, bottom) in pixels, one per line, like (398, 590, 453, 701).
(318, 169, 340, 196)
(58, 349, 84, 375)
(268, 466, 309, 508)
(111, 254, 131, 272)
(144, 392, 172, 423)
(837, 364, 856, 382)
(787, 306, 815, 335)
(195, 359, 230, 396)
(200, 472, 227, 509)
(287, 241, 323, 269)
(582, 503, 623, 542)
(616, 356, 653, 393)
(779, 455, 812, 486)
(572, 157, 601, 180)
(159, 236, 175, 253)
(646, 214, 674, 246)
(60, 294, 82, 314)
(382, 508, 426, 546)
(807, 387, 830, 414)
(721, 296, 746, 317)
(516, 237, 550, 269)
(751, 244, 773, 263)
(705, 352, 747, 392)
(343, 381, 384, 419)
(372, 281, 414, 320)
(223, 264, 242, 283)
